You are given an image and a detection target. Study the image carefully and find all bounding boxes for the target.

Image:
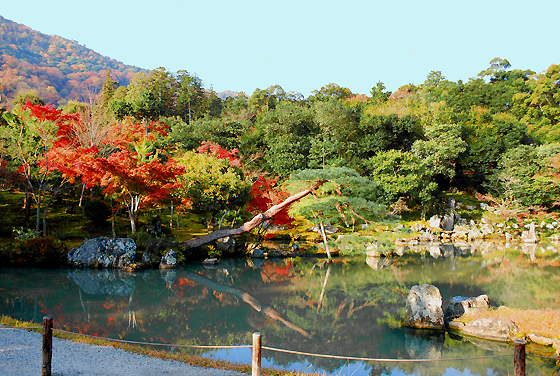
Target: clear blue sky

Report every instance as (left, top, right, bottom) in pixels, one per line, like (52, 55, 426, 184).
(2, 0, 559, 97)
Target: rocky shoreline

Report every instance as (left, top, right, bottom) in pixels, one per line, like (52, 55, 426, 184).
(404, 284, 560, 357)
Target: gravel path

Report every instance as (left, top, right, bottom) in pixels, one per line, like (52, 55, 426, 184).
(0, 325, 246, 376)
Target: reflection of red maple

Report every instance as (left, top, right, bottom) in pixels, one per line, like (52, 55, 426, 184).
(260, 261, 293, 282)
(107, 316, 117, 325)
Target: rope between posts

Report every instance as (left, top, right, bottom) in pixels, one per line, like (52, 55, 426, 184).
(2, 326, 250, 349)
(527, 354, 560, 361)
(5, 325, 558, 364)
(262, 346, 513, 363)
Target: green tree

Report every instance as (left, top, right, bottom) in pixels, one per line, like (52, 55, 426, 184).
(174, 151, 250, 230)
(287, 167, 386, 258)
(369, 81, 391, 105)
(99, 70, 119, 109)
(367, 150, 437, 210)
(310, 83, 353, 102)
(175, 70, 206, 123)
(411, 123, 467, 182)
(512, 64, 560, 142)
(486, 144, 560, 208)
(308, 100, 359, 169)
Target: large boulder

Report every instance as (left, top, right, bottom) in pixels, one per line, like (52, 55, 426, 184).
(462, 317, 519, 341)
(405, 284, 445, 329)
(159, 249, 177, 269)
(68, 237, 136, 269)
(445, 294, 489, 320)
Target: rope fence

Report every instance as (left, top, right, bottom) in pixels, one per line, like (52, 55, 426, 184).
(5, 317, 559, 376)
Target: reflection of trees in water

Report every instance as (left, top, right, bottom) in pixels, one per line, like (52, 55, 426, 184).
(1, 250, 560, 375)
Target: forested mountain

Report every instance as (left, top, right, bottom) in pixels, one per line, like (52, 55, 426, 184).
(0, 15, 145, 106)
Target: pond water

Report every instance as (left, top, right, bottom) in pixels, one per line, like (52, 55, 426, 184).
(1, 241, 559, 376)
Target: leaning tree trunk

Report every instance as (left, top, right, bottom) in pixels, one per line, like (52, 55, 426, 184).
(181, 180, 326, 250)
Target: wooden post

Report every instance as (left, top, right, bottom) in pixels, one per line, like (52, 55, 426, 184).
(252, 332, 262, 376)
(514, 339, 526, 376)
(42, 316, 53, 376)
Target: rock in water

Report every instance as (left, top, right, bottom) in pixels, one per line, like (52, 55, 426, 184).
(462, 318, 519, 341)
(160, 249, 177, 269)
(68, 237, 136, 269)
(405, 284, 445, 329)
(445, 295, 489, 320)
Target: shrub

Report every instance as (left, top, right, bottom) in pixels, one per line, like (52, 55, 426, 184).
(83, 199, 111, 226)
(7, 237, 68, 267)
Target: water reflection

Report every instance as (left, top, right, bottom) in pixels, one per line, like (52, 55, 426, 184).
(1, 241, 559, 375)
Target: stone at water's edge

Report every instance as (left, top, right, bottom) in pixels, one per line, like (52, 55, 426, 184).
(440, 213, 454, 231)
(445, 294, 489, 320)
(68, 237, 136, 269)
(405, 284, 445, 329)
(461, 317, 519, 341)
(159, 249, 177, 269)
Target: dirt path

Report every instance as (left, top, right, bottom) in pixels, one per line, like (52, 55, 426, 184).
(0, 325, 246, 376)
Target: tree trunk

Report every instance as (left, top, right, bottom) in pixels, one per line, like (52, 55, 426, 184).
(319, 221, 332, 260)
(128, 195, 140, 233)
(35, 188, 41, 234)
(24, 189, 31, 223)
(79, 183, 86, 207)
(170, 201, 174, 229)
(181, 180, 326, 250)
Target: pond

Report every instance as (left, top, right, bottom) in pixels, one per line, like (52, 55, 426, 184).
(1, 241, 559, 376)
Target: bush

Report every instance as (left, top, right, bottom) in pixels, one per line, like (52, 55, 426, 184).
(3, 237, 68, 267)
(83, 199, 111, 226)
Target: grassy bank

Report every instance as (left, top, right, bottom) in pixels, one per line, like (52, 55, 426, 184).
(458, 308, 560, 340)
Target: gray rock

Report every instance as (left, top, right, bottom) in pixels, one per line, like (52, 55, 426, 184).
(528, 333, 556, 346)
(202, 258, 219, 265)
(159, 249, 177, 269)
(251, 248, 265, 258)
(311, 224, 338, 234)
(448, 198, 456, 209)
(410, 222, 423, 232)
(215, 236, 236, 254)
(68, 237, 136, 269)
(522, 222, 538, 243)
(405, 284, 445, 329)
(462, 317, 519, 341)
(445, 295, 489, 320)
(428, 215, 441, 229)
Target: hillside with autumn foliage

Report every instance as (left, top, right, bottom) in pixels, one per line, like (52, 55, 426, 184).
(0, 15, 145, 107)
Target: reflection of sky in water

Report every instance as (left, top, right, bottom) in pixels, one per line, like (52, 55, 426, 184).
(1, 245, 559, 376)
(205, 348, 483, 376)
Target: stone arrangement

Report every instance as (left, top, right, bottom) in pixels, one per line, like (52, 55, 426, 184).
(404, 283, 559, 356)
